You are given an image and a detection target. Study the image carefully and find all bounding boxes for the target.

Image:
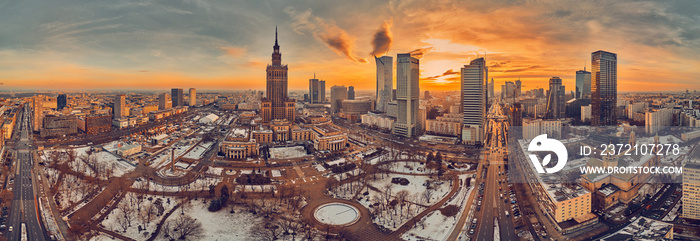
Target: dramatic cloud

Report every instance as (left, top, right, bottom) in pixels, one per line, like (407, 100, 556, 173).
(409, 47, 433, 59)
(422, 68, 459, 80)
(369, 21, 393, 57)
(285, 7, 367, 63)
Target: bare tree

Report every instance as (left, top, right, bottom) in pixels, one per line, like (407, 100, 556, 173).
(118, 201, 135, 229)
(422, 188, 434, 204)
(169, 214, 204, 240)
(395, 190, 409, 217)
(139, 202, 157, 227)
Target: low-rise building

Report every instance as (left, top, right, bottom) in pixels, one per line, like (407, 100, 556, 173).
(117, 144, 142, 156)
(219, 127, 259, 159)
(40, 114, 78, 138)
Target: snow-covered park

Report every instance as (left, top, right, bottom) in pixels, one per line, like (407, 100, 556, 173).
(269, 146, 309, 159)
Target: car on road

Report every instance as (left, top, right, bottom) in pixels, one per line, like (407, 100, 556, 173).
(8, 226, 12, 232)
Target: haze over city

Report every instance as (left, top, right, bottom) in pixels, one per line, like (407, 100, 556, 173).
(1, 0, 699, 91)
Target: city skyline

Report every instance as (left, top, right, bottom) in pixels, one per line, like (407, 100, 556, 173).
(1, 0, 699, 92)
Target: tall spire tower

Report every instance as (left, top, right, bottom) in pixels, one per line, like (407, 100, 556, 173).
(261, 27, 295, 123)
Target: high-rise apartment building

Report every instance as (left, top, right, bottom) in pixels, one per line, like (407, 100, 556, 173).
(461, 57, 487, 144)
(545, 77, 565, 119)
(330, 85, 348, 113)
(683, 161, 700, 220)
(393, 53, 419, 138)
(375, 56, 393, 112)
(114, 94, 125, 119)
(171, 88, 184, 107)
(57, 94, 67, 110)
(645, 108, 673, 134)
(158, 93, 171, 110)
(591, 50, 617, 126)
(189, 88, 196, 106)
(576, 68, 591, 99)
(261, 28, 295, 123)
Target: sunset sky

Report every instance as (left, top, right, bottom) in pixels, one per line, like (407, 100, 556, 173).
(1, 0, 699, 92)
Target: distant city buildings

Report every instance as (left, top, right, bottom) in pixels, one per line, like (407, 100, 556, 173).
(171, 88, 184, 107)
(375, 56, 393, 113)
(461, 57, 487, 145)
(545, 77, 565, 119)
(57, 94, 67, 110)
(114, 94, 126, 119)
(576, 68, 591, 99)
(591, 50, 618, 126)
(393, 53, 420, 138)
(348, 86, 355, 100)
(308, 77, 326, 104)
(158, 93, 171, 110)
(189, 88, 196, 106)
(330, 85, 348, 113)
(645, 108, 673, 134)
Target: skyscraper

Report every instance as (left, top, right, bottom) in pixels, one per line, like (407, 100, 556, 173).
(488, 79, 495, 99)
(189, 88, 196, 106)
(545, 77, 565, 119)
(576, 68, 592, 99)
(515, 79, 522, 98)
(57, 94, 67, 110)
(393, 53, 419, 138)
(330, 85, 348, 113)
(591, 50, 617, 126)
(375, 56, 393, 112)
(158, 93, 171, 110)
(309, 77, 325, 104)
(461, 57, 487, 144)
(171, 88, 184, 107)
(261, 27, 295, 122)
(114, 94, 125, 119)
(348, 86, 355, 100)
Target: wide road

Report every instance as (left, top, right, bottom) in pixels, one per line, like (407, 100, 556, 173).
(473, 104, 517, 241)
(6, 103, 46, 241)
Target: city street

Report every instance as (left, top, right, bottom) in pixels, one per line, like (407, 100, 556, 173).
(7, 103, 46, 241)
(473, 104, 517, 241)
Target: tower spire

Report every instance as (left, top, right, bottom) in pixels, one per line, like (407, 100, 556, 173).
(275, 26, 278, 46)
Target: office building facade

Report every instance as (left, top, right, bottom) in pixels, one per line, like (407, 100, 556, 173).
(393, 53, 419, 138)
(461, 57, 487, 144)
(375, 56, 393, 112)
(591, 50, 617, 126)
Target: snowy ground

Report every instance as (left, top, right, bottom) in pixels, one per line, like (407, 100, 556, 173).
(269, 146, 309, 159)
(662, 200, 681, 221)
(101, 193, 181, 239)
(401, 180, 472, 240)
(132, 177, 221, 192)
(339, 173, 452, 231)
(183, 144, 208, 159)
(402, 210, 458, 241)
(383, 161, 432, 175)
(158, 200, 264, 241)
(41, 147, 135, 178)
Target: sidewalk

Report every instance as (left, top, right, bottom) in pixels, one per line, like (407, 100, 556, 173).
(36, 152, 72, 241)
